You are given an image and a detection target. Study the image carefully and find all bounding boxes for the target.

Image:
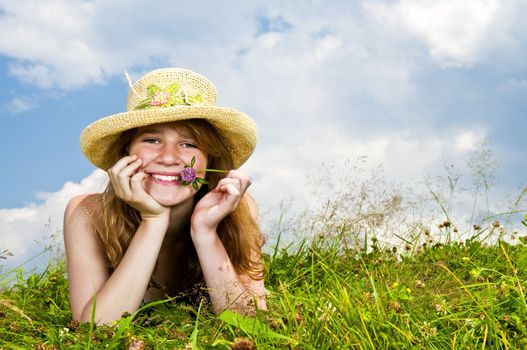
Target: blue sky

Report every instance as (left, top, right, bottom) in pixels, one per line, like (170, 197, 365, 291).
(1, 0, 526, 271)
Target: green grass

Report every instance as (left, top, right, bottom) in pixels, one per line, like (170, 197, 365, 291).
(1, 225, 527, 349)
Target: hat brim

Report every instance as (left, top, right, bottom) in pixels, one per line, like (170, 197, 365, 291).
(80, 105, 257, 170)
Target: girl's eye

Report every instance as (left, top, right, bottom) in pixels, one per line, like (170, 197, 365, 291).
(182, 142, 197, 148)
(143, 137, 161, 144)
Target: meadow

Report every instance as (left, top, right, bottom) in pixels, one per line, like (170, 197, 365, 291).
(1, 151, 526, 349)
(1, 217, 527, 349)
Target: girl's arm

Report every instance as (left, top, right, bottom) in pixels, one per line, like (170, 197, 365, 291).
(64, 156, 170, 324)
(191, 234, 267, 313)
(64, 195, 169, 324)
(191, 171, 267, 314)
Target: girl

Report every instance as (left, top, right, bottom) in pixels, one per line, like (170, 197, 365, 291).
(63, 68, 267, 324)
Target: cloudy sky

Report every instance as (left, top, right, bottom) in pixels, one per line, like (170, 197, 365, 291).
(1, 0, 526, 272)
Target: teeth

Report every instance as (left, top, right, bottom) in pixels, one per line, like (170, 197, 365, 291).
(152, 174, 180, 181)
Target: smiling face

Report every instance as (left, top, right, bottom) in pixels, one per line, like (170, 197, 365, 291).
(128, 122, 208, 207)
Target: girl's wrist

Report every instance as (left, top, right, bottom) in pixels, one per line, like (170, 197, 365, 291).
(190, 226, 219, 247)
(141, 214, 170, 228)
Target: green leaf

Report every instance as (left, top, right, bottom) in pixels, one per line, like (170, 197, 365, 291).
(191, 301, 202, 349)
(189, 94, 203, 104)
(146, 84, 161, 97)
(166, 83, 180, 93)
(133, 98, 152, 110)
(190, 156, 196, 167)
(218, 310, 290, 341)
(196, 177, 208, 184)
(192, 182, 199, 190)
(173, 96, 185, 105)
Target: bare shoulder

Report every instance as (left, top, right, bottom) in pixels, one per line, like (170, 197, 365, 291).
(64, 193, 103, 236)
(65, 193, 101, 215)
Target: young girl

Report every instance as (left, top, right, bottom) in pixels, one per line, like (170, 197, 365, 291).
(63, 68, 267, 324)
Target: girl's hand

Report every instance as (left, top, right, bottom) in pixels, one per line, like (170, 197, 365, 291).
(191, 170, 251, 239)
(107, 155, 169, 220)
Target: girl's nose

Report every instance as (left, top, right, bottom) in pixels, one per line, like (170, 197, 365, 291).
(156, 144, 182, 165)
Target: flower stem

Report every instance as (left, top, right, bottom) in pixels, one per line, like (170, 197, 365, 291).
(196, 169, 228, 173)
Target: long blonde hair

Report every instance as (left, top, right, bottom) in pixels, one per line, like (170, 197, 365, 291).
(94, 119, 265, 280)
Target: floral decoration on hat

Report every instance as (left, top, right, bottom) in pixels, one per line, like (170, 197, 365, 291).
(134, 84, 203, 110)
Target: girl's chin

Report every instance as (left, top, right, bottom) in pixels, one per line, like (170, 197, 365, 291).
(148, 191, 194, 207)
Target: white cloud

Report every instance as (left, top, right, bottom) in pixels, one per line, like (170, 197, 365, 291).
(0, 0, 525, 88)
(0, 170, 107, 272)
(0, 0, 104, 88)
(0, 0, 257, 89)
(365, 0, 518, 66)
(6, 96, 37, 113)
(246, 124, 477, 219)
(455, 130, 485, 151)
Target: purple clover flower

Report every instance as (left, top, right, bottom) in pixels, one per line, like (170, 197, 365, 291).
(181, 156, 226, 190)
(180, 167, 196, 183)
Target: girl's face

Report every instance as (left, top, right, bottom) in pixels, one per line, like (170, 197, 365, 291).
(128, 122, 208, 207)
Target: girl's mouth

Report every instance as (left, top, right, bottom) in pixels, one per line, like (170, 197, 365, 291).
(150, 173, 181, 184)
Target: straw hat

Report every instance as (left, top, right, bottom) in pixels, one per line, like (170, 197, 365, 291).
(80, 68, 257, 170)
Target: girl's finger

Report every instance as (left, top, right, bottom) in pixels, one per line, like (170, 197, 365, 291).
(224, 170, 251, 191)
(109, 158, 142, 199)
(216, 180, 243, 211)
(116, 160, 142, 197)
(130, 171, 149, 199)
(108, 155, 138, 177)
(217, 177, 242, 190)
(220, 183, 240, 197)
(116, 158, 142, 182)
(217, 177, 246, 202)
(108, 155, 138, 187)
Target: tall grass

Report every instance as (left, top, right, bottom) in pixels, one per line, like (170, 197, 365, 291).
(1, 216, 526, 349)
